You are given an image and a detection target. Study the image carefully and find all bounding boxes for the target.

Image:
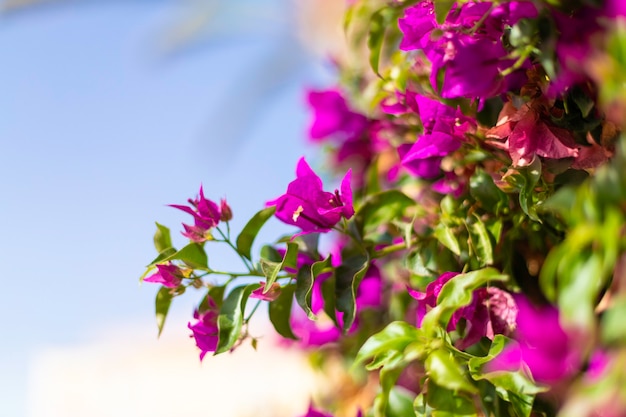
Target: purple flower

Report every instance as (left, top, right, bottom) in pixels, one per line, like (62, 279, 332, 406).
(489, 296, 581, 384)
(267, 158, 354, 233)
(250, 281, 281, 302)
(170, 185, 222, 242)
(143, 263, 183, 288)
(219, 198, 233, 222)
(306, 88, 368, 142)
(436, 35, 507, 99)
(409, 272, 459, 327)
(432, 172, 466, 198)
(408, 273, 517, 349)
(486, 102, 579, 166)
(399, 1, 537, 99)
(400, 94, 474, 179)
(188, 299, 220, 360)
(398, 0, 436, 52)
(298, 404, 334, 417)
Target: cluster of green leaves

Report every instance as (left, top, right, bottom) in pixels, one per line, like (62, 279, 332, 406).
(356, 269, 545, 417)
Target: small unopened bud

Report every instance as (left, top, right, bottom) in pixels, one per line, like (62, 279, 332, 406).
(220, 198, 233, 221)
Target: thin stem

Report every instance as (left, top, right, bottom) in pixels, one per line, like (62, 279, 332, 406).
(373, 238, 418, 258)
(208, 270, 265, 278)
(469, 4, 495, 35)
(244, 299, 262, 323)
(215, 226, 255, 271)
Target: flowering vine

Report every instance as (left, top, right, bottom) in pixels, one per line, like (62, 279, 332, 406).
(139, 1, 626, 416)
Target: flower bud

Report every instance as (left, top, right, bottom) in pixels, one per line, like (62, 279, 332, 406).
(220, 198, 233, 221)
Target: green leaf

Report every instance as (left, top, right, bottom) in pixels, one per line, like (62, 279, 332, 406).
(336, 254, 370, 332)
(171, 243, 208, 269)
(602, 296, 626, 345)
(321, 276, 339, 328)
(570, 85, 595, 118)
(469, 169, 509, 214)
(469, 335, 545, 417)
(295, 256, 332, 320)
(260, 244, 282, 262)
(425, 380, 477, 415)
(434, 223, 462, 256)
(215, 283, 259, 354)
(434, 0, 455, 24)
(236, 206, 276, 260)
(153, 222, 172, 253)
(373, 376, 413, 417)
(260, 242, 298, 294)
(155, 286, 173, 337)
(368, 8, 386, 76)
(355, 190, 415, 235)
(386, 387, 417, 417)
(355, 321, 422, 368)
(367, 7, 398, 76)
(147, 243, 208, 270)
(425, 349, 477, 394)
(146, 247, 177, 268)
(268, 284, 298, 340)
(518, 157, 542, 222)
(467, 214, 494, 267)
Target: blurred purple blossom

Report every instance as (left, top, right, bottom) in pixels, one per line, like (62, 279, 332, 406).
(188, 298, 221, 361)
(409, 272, 517, 349)
(400, 93, 475, 179)
(398, 1, 537, 99)
(298, 404, 334, 417)
(307, 88, 368, 142)
(489, 295, 581, 384)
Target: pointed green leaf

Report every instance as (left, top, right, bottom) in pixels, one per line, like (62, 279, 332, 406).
(155, 286, 173, 337)
(468, 214, 494, 267)
(146, 247, 177, 268)
(269, 284, 298, 340)
(518, 157, 542, 221)
(425, 380, 477, 415)
(434, 223, 462, 256)
(295, 256, 332, 320)
(320, 276, 339, 328)
(434, 0, 455, 24)
(425, 349, 477, 394)
(355, 190, 415, 235)
(469, 169, 509, 214)
(215, 283, 259, 354)
(355, 321, 422, 368)
(236, 206, 276, 260)
(373, 369, 408, 417)
(262, 242, 298, 292)
(153, 222, 172, 253)
(336, 254, 370, 332)
(368, 7, 397, 76)
(172, 243, 208, 269)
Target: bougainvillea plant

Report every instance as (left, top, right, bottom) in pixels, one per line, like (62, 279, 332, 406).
(140, 1, 626, 416)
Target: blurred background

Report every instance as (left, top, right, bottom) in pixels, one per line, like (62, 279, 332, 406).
(0, 0, 345, 415)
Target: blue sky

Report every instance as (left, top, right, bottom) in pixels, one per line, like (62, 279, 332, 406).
(0, 1, 333, 415)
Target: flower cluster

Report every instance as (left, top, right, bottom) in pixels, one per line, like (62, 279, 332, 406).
(399, 0, 537, 99)
(267, 157, 354, 234)
(140, 1, 626, 417)
(169, 185, 231, 242)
